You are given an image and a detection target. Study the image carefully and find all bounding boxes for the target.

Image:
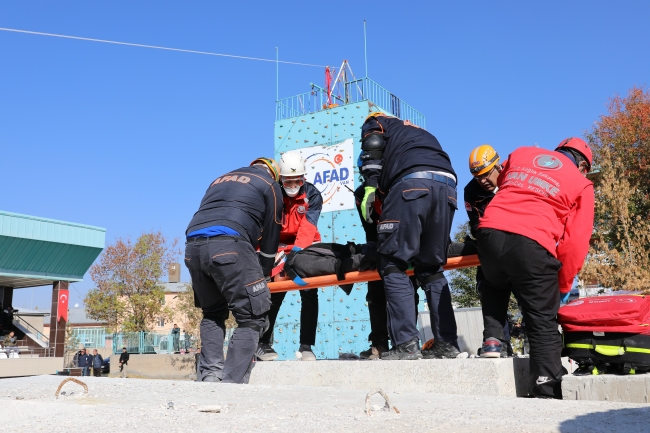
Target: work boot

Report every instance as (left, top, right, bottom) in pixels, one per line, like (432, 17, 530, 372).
(422, 341, 461, 359)
(299, 344, 316, 361)
(360, 345, 388, 360)
(201, 374, 222, 383)
(481, 337, 502, 358)
(256, 342, 279, 361)
(381, 337, 422, 361)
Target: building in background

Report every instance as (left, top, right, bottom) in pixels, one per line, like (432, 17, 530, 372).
(0, 211, 105, 376)
(272, 61, 427, 359)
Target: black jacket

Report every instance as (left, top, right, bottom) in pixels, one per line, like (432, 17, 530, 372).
(186, 165, 283, 275)
(119, 352, 129, 365)
(463, 178, 495, 238)
(360, 114, 455, 193)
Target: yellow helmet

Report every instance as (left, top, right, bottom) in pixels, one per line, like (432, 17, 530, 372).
(250, 157, 281, 182)
(364, 111, 387, 122)
(469, 145, 500, 177)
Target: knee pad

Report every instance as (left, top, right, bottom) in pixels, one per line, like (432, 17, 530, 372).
(378, 256, 408, 278)
(415, 267, 445, 287)
(381, 265, 407, 279)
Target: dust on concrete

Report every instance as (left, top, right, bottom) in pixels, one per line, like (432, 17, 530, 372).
(0, 375, 648, 432)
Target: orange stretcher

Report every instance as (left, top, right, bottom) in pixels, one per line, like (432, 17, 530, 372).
(268, 254, 480, 293)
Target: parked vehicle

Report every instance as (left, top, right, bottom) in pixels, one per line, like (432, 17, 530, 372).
(101, 357, 110, 374)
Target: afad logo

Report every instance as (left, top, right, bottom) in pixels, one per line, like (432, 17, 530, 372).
(533, 154, 563, 170)
(304, 151, 351, 205)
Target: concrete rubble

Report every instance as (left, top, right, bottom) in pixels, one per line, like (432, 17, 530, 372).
(1, 375, 649, 432)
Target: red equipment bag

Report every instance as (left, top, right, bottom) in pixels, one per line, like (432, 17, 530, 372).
(559, 295, 650, 374)
(558, 295, 650, 333)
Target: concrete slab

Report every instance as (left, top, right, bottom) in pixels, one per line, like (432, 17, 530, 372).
(1, 375, 649, 432)
(250, 357, 575, 397)
(0, 357, 63, 378)
(563, 374, 650, 403)
(109, 353, 196, 380)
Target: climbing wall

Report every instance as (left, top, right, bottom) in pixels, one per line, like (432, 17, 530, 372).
(273, 101, 426, 360)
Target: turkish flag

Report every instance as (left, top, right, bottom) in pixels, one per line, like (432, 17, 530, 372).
(57, 289, 69, 322)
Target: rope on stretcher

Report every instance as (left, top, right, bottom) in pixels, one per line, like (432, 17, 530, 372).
(268, 254, 481, 293)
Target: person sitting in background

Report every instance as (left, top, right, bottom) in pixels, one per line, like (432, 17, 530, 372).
(2, 331, 18, 356)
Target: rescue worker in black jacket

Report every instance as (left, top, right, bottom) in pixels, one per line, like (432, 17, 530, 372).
(354, 185, 420, 359)
(465, 145, 512, 357)
(359, 113, 460, 359)
(465, 145, 502, 238)
(185, 157, 283, 383)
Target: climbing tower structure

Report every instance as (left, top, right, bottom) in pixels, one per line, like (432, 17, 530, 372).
(272, 62, 426, 359)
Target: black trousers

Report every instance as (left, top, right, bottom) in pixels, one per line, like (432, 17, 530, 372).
(477, 228, 563, 398)
(476, 266, 512, 353)
(260, 288, 318, 346)
(366, 278, 420, 349)
(185, 236, 271, 384)
(376, 177, 458, 346)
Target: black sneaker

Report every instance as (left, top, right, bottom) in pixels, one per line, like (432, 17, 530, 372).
(360, 345, 388, 360)
(201, 374, 222, 383)
(381, 337, 422, 360)
(256, 342, 279, 361)
(422, 341, 461, 359)
(480, 337, 501, 358)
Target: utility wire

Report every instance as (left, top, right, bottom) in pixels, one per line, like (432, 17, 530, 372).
(0, 27, 327, 68)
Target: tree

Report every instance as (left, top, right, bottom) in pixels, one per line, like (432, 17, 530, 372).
(448, 222, 481, 308)
(85, 231, 181, 332)
(580, 87, 650, 292)
(175, 283, 202, 345)
(175, 283, 238, 348)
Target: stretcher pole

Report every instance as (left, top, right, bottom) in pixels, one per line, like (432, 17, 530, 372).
(268, 254, 480, 293)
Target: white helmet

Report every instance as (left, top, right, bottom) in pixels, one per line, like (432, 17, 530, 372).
(279, 152, 306, 177)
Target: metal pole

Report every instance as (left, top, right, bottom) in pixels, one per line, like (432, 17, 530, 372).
(364, 20, 368, 77)
(276, 47, 279, 101)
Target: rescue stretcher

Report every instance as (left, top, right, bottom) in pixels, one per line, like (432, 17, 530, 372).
(268, 254, 480, 293)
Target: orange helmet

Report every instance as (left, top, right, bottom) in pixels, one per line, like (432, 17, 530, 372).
(469, 145, 500, 177)
(250, 157, 280, 182)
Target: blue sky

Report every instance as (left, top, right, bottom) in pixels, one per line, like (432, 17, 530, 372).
(2, 1, 649, 310)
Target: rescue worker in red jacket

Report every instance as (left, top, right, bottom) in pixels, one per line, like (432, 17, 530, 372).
(477, 138, 594, 398)
(256, 151, 323, 362)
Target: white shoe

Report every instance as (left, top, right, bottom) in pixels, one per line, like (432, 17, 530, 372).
(299, 345, 316, 361)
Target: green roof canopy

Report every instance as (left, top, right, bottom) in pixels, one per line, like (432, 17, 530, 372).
(0, 211, 105, 288)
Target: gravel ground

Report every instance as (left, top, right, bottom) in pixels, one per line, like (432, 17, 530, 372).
(0, 375, 648, 432)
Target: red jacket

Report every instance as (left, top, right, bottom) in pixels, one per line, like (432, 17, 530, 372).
(478, 146, 594, 293)
(279, 182, 323, 252)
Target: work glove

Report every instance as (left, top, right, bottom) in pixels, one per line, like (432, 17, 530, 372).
(259, 253, 275, 278)
(284, 246, 307, 286)
(360, 186, 377, 223)
(560, 292, 571, 304)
